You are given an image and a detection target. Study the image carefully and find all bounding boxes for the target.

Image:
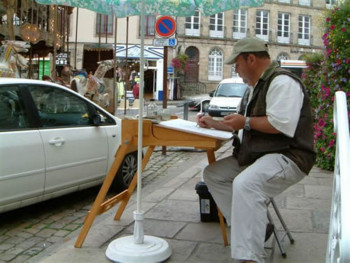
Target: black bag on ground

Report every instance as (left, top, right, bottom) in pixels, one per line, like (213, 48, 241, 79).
(195, 181, 219, 222)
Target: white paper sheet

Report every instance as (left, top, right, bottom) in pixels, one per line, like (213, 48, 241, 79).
(157, 119, 233, 140)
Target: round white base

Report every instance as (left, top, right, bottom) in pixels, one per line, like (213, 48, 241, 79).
(106, 235, 172, 263)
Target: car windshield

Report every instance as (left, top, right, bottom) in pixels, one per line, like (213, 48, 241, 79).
(215, 83, 248, 98)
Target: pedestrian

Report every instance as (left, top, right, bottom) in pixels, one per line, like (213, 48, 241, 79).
(133, 80, 139, 99)
(196, 37, 316, 263)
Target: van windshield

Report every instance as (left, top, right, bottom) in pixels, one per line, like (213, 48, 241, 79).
(215, 83, 248, 97)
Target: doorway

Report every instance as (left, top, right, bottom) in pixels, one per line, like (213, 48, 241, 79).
(184, 46, 199, 82)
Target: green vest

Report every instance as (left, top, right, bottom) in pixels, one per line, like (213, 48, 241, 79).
(236, 61, 316, 174)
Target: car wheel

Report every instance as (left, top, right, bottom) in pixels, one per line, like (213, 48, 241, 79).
(202, 101, 210, 112)
(112, 151, 138, 192)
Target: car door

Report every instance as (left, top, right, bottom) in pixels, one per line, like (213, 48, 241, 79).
(27, 84, 110, 196)
(0, 84, 45, 213)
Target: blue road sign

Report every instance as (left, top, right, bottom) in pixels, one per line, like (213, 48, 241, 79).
(155, 16, 176, 38)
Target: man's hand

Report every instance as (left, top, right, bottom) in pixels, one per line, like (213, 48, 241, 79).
(196, 113, 234, 132)
(196, 113, 215, 128)
(222, 114, 245, 131)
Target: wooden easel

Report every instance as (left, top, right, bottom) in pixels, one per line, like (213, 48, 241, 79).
(74, 119, 229, 248)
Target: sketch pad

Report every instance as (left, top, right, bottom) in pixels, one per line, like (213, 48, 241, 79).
(157, 119, 233, 140)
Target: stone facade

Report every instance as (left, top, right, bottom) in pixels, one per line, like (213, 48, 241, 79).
(174, 0, 327, 92)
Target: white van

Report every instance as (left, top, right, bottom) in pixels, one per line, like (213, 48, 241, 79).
(208, 77, 248, 117)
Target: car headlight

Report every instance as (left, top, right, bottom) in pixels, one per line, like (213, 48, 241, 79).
(209, 105, 218, 109)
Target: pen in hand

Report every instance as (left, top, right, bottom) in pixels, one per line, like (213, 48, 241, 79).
(196, 112, 206, 127)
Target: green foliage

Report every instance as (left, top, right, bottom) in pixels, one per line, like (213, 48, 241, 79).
(303, 0, 350, 170)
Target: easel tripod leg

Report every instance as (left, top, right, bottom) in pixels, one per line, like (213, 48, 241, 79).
(74, 144, 129, 248)
(114, 145, 155, 220)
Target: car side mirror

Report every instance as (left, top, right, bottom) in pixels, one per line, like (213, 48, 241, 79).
(209, 90, 214, 97)
(91, 114, 102, 126)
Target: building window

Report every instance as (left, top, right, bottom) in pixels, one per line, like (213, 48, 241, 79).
(278, 0, 291, 3)
(233, 9, 247, 39)
(140, 16, 155, 36)
(299, 0, 311, 6)
(298, 15, 310, 45)
(96, 14, 113, 35)
(209, 13, 224, 38)
(208, 48, 223, 81)
(277, 52, 290, 62)
(255, 10, 269, 41)
(277, 13, 290, 44)
(326, 0, 338, 8)
(185, 10, 200, 36)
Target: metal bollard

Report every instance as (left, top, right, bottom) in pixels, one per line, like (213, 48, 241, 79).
(183, 102, 189, 120)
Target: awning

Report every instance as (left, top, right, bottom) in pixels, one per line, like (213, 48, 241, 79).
(116, 45, 164, 60)
(83, 44, 164, 60)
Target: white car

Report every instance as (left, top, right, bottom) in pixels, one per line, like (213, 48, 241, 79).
(0, 78, 137, 213)
(208, 77, 248, 117)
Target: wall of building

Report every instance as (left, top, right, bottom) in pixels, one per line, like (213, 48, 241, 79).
(175, 0, 327, 91)
(67, 0, 328, 94)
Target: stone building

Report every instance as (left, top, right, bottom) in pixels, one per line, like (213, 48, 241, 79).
(1, 0, 335, 96)
(174, 0, 328, 91)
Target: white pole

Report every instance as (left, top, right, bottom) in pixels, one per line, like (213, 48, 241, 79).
(106, 1, 171, 260)
(133, 0, 145, 245)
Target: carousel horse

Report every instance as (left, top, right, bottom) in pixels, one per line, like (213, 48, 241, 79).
(0, 40, 30, 78)
(70, 59, 114, 107)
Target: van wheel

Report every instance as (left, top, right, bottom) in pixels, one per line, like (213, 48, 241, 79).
(112, 152, 138, 192)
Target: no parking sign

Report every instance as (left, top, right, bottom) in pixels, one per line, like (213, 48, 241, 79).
(155, 16, 176, 38)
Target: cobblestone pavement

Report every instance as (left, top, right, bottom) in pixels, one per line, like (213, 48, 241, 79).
(0, 145, 207, 263)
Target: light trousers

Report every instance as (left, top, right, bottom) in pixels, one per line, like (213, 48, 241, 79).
(203, 153, 305, 263)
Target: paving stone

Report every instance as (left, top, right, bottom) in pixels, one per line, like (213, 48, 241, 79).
(3, 236, 26, 245)
(126, 219, 186, 239)
(0, 243, 15, 250)
(305, 185, 333, 200)
(318, 176, 334, 186)
(5, 246, 26, 256)
(312, 210, 331, 233)
(283, 184, 305, 197)
(6, 254, 31, 263)
(270, 209, 313, 233)
(286, 196, 332, 212)
(23, 246, 44, 257)
(23, 228, 41, 235)
(168, 188, 198, 201)
(143, 187, 173, 202)
(0, 251, 17, 261)
(36, 228, 56, 238)
(176, 222, 225, 243)
(146, 199, 199, 222)
(37, 247, 110, 263)
(54, 230, 71, 237)
(165, 239, 197, 262)
(46, 236, 65, 243)
(0, 236, 10, 243)
(189, 242, 232, 262)
(83, 224, 124, 248)
(63, 223, 81, 231)
(17, 236, 45, 249)
(271, 232, 328, 263)
(48, 222, 66, 229)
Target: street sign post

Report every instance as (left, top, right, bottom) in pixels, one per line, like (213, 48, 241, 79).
(153, 38, 177, 47)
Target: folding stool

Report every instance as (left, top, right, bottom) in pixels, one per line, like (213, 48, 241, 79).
(266, 198, 295, 258)
(218, 197, 295, 258)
